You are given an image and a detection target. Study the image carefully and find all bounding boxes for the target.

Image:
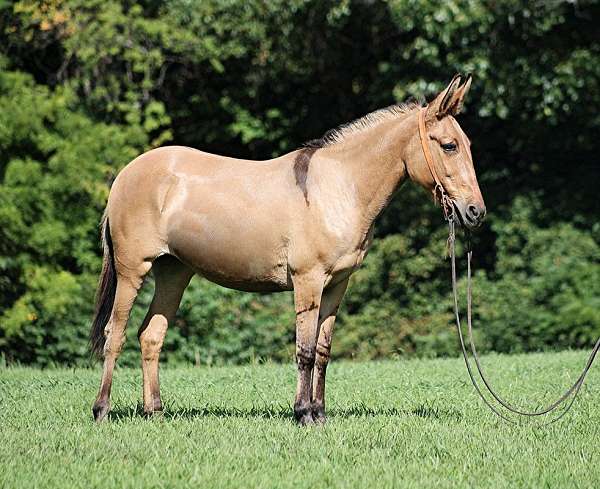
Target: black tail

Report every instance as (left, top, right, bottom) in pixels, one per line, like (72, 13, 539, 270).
(90, 213, 117, 358)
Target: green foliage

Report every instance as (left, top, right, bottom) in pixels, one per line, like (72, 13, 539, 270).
(473, 198, 600, 353)
(0, 64, 147, 364)
(0, 1, 598, 365)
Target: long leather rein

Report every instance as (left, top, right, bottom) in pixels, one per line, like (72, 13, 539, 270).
(418, 107, 600, 423)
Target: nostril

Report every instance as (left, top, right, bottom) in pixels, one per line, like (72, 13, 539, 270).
(466, 204, 480, 220)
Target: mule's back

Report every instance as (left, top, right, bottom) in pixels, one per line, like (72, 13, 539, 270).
(106, 146, 299, 290)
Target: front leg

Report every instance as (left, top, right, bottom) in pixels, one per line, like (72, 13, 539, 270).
(292, 272, 324, 426)
(312, 278, 349, 424)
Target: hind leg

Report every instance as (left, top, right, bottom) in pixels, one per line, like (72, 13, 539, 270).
(93, 267, 149, 421)
(138, 256, 193, 415)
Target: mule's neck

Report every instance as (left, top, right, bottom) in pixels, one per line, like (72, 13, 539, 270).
(320, 110, 419, 228)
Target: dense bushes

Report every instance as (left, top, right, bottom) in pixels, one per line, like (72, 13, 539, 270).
(473, 198, 600, 353)
(0, 1, 598, 366)
(0, 65, 147, 365)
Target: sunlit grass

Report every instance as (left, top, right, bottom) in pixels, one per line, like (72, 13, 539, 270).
(1, 351, 599, 488)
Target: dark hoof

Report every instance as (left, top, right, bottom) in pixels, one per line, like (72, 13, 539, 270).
(294, 405, 315, 426)
(297, 413, 315, 426)
(312, 404, 327, 424)
(143, 399, 163, 417)
(92, 399, 110, 422)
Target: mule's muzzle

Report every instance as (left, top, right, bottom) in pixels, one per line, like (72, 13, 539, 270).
(466, 203, 486, 228)
(453, 201, 486, 230)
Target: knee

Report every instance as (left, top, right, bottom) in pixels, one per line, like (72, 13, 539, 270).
(296, 344, 316, 369)
(315, 341, 331, 370)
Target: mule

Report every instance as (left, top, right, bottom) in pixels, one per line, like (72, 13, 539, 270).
(90, 74, 485, 424)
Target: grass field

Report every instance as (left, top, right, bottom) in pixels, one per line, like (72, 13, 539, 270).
(1, 351, 599, 489)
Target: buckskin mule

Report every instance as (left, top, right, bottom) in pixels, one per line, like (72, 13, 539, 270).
(90, 75, 485, 425)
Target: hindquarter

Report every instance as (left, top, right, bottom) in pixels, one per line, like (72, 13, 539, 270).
(106, 156, 176, 278)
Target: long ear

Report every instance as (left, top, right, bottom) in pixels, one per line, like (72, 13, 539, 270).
(446, 74, 472, 115)
(426, 74, 472, 121)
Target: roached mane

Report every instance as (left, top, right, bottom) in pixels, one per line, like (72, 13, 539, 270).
(293, 100, 422, 205)
(300, 101, 422, 150)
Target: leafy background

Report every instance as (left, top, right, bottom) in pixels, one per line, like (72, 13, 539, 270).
(0, 0, 598, 366)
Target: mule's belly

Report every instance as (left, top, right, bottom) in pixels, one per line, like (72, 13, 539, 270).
(166, 209, 291, 293)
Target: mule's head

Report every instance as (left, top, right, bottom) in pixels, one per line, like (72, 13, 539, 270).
(407, 74, 486, 229)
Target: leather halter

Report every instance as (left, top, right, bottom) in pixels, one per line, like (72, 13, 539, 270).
(418, 107, 454, 221)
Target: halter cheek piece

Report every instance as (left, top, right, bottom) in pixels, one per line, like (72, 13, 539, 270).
(417, 105, 600, 424)
(418, 107, 455, 222)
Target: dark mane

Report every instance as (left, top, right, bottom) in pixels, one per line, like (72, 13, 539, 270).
(293, 101, 421, 204)
(299, 101, 422, 150)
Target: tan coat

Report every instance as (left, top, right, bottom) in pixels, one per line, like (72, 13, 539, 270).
(91, 75, 485, 424)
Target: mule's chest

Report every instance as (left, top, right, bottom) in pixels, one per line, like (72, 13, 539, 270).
(325, 225, 375, 285)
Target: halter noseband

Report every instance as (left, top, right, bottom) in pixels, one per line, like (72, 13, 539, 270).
(418, 107, 455, 221)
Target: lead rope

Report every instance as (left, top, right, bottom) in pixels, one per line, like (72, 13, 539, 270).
(418, 107, 599, 423)
(448, 219, 600, 424)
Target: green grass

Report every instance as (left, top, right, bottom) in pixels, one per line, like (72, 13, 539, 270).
(1, 351, 599, 489)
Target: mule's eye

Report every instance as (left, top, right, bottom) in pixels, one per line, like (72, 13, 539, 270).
(441, 142, 457, 152)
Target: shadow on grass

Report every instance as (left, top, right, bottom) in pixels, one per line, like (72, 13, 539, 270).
(108, 402, 462, 422)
